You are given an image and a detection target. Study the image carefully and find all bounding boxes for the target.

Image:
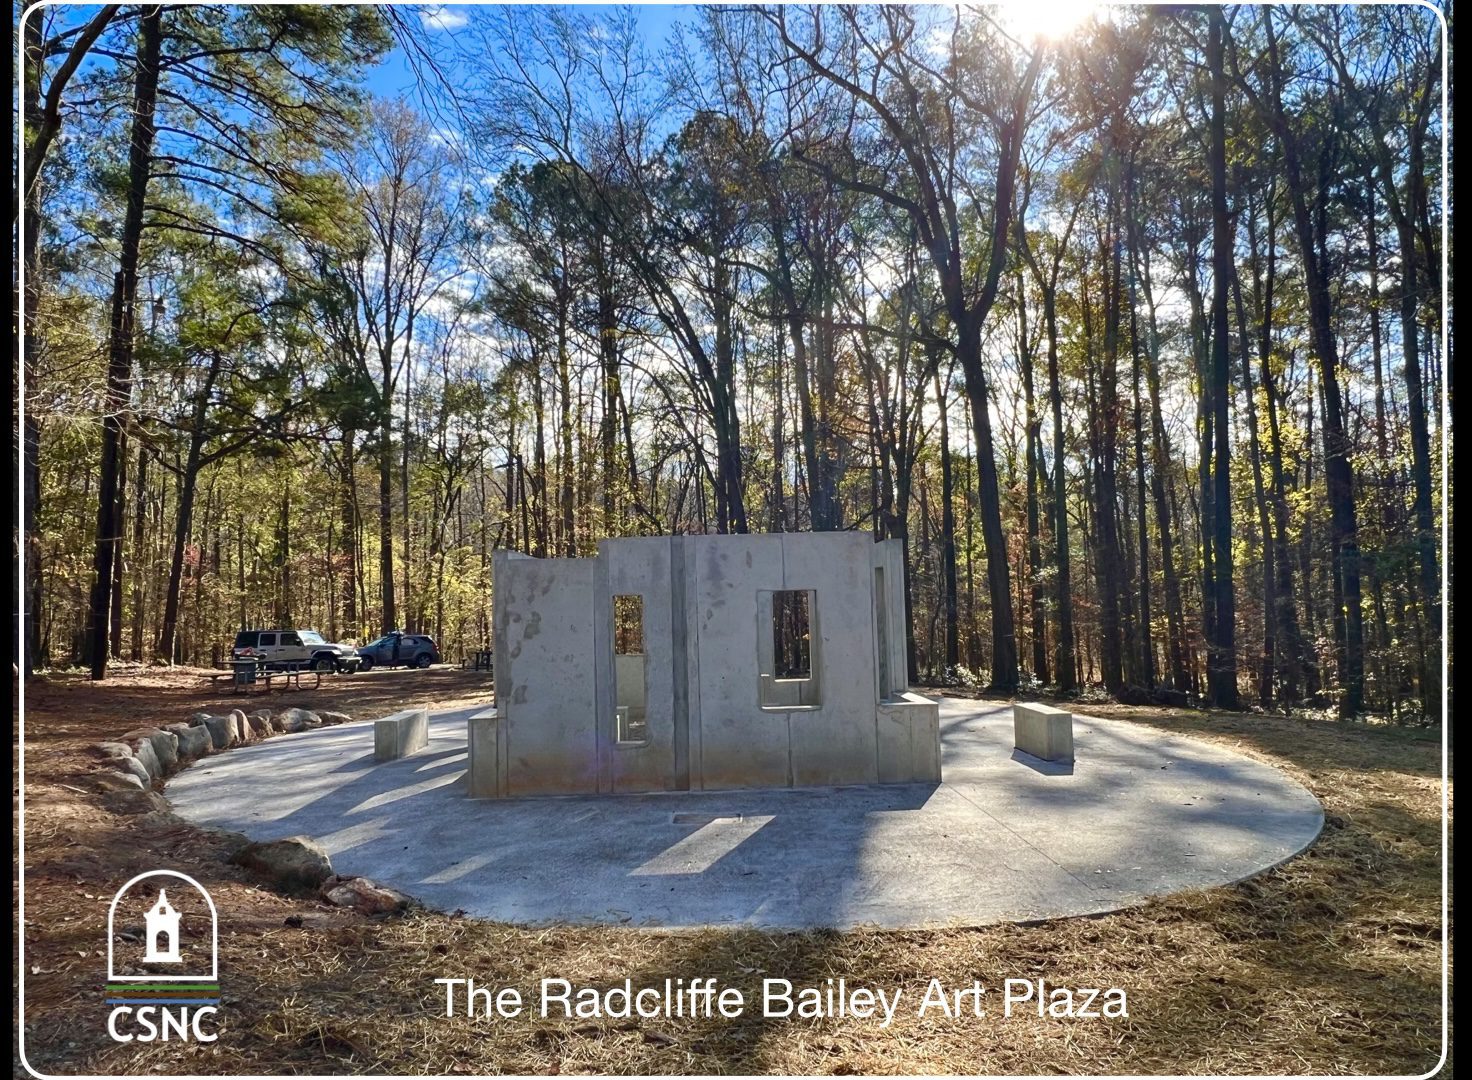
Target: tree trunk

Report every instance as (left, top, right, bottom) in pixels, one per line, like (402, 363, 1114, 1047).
(109, 436, 128, 659)
(709, 260, 748, 535)
(1247, 185, 1307, 703)
(1041, 275, 1077, 690)
(1342, 36, 1440, 717)
(531, 360, 549, 556)
(378, 391, 397, 633)
(597, 271, 621, 530)
(933, 365, 960, 672)
(1126, 250, 1154, 689)
(277, 484, 292, 627)
(130, 444, 148, 660)
(955, 317, 1018, 692)
(1205, 8, 1239, 709)
(1019, 279, 1049, 683)
(340, 429, 358, 637)
(1092, 212, 1125, 695)
(401, 336, 414, 629)
(87, 5, 161, 680)
(1233, 266, 1275, 706)
(1262, 11, 1363, 715)
(157, 352, 223, 662)
(556, 294, 576, 553)
(1394, 216, 1440, 717)
(769, 301, 788, 531)
(20, 13, 45, 671)
(160, 456, 202, 666)
(773, 228, 829, 531)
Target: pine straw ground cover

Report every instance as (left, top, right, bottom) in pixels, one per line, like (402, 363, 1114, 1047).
(15, 669, 1448, 1076)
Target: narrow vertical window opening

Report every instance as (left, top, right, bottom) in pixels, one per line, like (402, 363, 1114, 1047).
(875, 567, 891, 699)
(613, 595, 648, 744)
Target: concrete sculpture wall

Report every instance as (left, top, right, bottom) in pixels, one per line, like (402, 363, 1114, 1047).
(473, 532, 940, 798)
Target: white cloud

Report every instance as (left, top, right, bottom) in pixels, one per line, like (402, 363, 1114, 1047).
(420, 6, 468, 32)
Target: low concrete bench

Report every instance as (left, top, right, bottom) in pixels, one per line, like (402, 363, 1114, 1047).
(1013, 702, 1074, 763)
(877, 691, 942, 783)
(374, 707, 429, 762)
(466, 708, 500, 798)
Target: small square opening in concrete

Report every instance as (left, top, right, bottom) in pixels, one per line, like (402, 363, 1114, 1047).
(616, 706, 648, 745)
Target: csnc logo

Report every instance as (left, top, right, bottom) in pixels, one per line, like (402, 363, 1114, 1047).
(105, 870, 220, 1043)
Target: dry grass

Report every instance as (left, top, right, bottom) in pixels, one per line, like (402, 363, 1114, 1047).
(14, 670, 1448, 1075)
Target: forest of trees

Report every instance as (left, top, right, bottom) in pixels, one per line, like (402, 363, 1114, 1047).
(16, 3, 1446, 721)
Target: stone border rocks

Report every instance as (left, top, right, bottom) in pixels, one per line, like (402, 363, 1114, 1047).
(230, 835, 335, 893)
(88, 701, 425, 917)
(320, 874, 416, 916)
(88, 705, 355, 804)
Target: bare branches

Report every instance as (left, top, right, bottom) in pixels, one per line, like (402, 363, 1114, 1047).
(20, 4, 123, 213)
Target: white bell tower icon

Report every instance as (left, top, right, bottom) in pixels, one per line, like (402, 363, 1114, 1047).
(108, 871, 217, 983)
(143, 889, 181, 963)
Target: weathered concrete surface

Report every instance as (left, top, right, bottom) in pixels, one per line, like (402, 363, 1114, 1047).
(373, 708, 429, 762)
(603, 538, 678, 794)
(490, 533, 938, 797)
(466, 709, 500, 798)
(166, 697, 1323, 931)
(1014, 702, 1075, 763)
(493, 551, 600, 796)
(876, 693, 942, 784)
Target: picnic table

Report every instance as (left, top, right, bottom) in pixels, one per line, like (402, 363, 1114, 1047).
(201, 658, 322, 695)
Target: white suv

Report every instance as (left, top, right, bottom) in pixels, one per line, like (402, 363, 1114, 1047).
(232, 629, 362, 673)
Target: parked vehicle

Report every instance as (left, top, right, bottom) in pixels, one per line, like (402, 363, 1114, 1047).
(356, 632, 441, 670)
(232, 629, 362, 673)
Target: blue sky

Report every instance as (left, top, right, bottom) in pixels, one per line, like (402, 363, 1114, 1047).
(365, 3, 689, 99)
(33, 4, 690, 105)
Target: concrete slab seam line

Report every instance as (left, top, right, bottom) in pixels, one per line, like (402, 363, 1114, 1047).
(781, 538, 794, 790)
(670, 537, 691, 791)
(942, 781, 1103, 895)
(595, 551, 609, 795)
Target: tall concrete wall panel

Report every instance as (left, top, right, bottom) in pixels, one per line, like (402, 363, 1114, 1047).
(781, 532, 879, 787)
(601, 537, 680, 793)
(689, 534, 791, 790)
(494, 553, 599, 796)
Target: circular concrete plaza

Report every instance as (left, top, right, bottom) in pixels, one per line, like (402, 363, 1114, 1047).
(166, 697, 1322, 931)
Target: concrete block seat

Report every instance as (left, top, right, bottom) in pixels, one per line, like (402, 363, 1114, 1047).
(466, 708, 500, 798)
(877, 692, 942, 783)
(374, 707, 429, 761)
(1013, 701, 1074, 762)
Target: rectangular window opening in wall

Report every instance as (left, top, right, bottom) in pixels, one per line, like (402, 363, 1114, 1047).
(613, 595, 644, 655)
(612, 595, 648, 744)
(760, 589, 821, 709)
